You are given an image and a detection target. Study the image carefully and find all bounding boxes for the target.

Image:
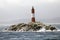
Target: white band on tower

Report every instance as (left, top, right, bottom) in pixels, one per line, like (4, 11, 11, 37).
(31, 13, 35, 18)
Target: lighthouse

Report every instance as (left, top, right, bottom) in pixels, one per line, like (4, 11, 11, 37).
(31, 7, 35, 22)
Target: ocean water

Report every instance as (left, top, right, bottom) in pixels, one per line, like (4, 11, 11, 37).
(0, 24, 60, 40)
(0, 32, 60, 40)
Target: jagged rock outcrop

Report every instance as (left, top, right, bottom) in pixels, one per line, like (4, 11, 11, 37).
(45, 25, 57, 31)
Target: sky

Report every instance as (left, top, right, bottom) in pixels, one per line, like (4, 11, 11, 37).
(0, 0, 60, 24)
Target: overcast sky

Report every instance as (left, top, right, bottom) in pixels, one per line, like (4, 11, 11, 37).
(0, 0, 60, 24)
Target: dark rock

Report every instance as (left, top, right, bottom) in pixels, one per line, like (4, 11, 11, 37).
(50, 27, 57, 31)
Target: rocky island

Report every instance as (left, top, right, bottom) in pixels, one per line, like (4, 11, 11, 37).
(4, 22, 57, 32)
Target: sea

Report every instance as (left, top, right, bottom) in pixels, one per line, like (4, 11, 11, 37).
(0, 24, 60, 40)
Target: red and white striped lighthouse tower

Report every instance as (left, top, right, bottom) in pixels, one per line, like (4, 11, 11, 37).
(31, 7, 35, 22)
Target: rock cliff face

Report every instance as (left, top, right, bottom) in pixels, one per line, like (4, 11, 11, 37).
(5, 22, 57, 32)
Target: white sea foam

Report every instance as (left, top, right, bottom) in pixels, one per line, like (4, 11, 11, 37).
(37, 27, 60, 32)
(37, 27, 46, 32)
(57, 29, 60, 31)
(2, 28, 60, 32)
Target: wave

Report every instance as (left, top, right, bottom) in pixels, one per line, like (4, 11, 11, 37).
(37, 27, 60, 32)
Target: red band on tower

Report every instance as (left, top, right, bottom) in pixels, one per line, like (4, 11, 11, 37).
(32, 7, 35, 13)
